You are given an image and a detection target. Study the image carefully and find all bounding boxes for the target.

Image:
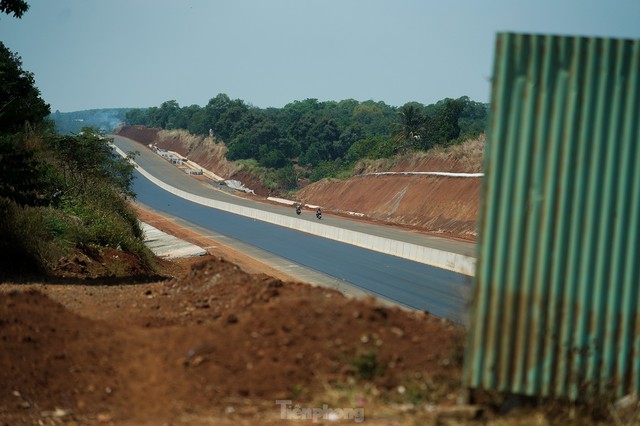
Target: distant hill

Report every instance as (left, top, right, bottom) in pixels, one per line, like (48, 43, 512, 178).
(49, 108, 135, 135)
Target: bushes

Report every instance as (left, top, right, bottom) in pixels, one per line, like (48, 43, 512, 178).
(345, 136, 395, 163)
(62, 181, 145, 251)
(0, 185, 154, 275)
(0, 198, 66, 272)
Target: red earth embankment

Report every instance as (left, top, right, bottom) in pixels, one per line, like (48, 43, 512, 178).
(115, 126, 237, 180)
(296, 137, 485, 240)
(295, 174, 481, 240)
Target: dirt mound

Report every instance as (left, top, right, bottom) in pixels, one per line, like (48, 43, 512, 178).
(296, 174, 481, 239)
(1, 257, 464, 424)
(51, 246, 157, 280)
(0, 290, 125, 422)
(114, 125, 159, 145)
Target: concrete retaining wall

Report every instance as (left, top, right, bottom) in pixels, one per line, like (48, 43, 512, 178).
(112, 143, 476, 276)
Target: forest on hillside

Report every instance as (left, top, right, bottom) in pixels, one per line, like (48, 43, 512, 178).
(124, 95, 488, 184)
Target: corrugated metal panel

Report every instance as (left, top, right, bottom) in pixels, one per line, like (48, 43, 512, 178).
(464, 33, 640, 400)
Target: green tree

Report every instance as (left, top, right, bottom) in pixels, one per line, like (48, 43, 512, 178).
(275, 165, 297, 190)
(301, 143, 322, 167)
(226, 132, 258, 160)
(429, 98, 464, 146)
(186, 107, 208, 135)
(0, 0, 29, 18)
(259, 149, 288, 169)
(48, 128, 136, 197)
(156, 100, 180, 129)
(125, 108, 150, 126)
(0, 134, 56, 205)
(0, 41, 53, 205)
(216, 99, 251, 141)
(172, 104, 201, 130)
(396, 103, 426, 150)
(0, 42, 50, 134)
(458, 96, 488, 137)
(346, 136, 395, 163)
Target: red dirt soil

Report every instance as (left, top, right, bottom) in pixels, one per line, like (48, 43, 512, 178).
(114, 125, 159, 146)
(295, 174, 481, 240)
(1, 254, 464, 425)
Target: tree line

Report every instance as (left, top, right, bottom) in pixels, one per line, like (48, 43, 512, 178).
(125, 94, 487, 183)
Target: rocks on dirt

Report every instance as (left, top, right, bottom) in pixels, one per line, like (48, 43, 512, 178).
(0, 257, 465, 423)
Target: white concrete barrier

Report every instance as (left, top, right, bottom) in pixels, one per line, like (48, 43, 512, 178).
(112, 143, 476, 276)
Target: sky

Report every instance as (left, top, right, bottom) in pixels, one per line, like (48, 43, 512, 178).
(1, 0, 639, 112)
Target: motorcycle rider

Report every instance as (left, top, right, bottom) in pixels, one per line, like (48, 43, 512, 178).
(316, 207, 322, 220)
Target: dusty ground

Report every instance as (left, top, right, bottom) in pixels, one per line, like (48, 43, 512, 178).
(0, 214, 467, 425)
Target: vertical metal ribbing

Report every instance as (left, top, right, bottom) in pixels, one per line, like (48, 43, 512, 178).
(464, 33, 640, 401)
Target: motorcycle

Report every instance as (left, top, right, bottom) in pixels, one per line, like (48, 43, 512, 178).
(315, 208, 322, 220)
(295, 205, 301, 215)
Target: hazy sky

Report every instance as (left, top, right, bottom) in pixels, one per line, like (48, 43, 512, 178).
(1, 0, 639, 112)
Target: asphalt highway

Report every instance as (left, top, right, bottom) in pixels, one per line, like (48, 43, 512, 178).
(113, 135, 474, 323)
(113, 135, 476, 258)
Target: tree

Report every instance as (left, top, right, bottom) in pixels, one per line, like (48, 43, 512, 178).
(275, 165, 297, 190)
(458, 96, 488, 137)
(48, 128, 136, 197)
(215, 100, 251, 141)
(0, 0, 29, 18)
(0, 41, 53, 204)
(345, 136, 395, 163)
(259, 149, 288, 169)
(0, 134, 56, 205)
(226, 132, 258, 160)
(169, 104, 200, 130)
(396, 103, 426, 150)
(156, 100, 180, 129)
(186, 108, 208, 135)
(0, 42, 50, 134)
(430, 98, 464, 146)
(301, 144, 322, 167)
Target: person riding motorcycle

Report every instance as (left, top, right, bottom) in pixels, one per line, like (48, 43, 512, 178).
(316, 207, 322, 220)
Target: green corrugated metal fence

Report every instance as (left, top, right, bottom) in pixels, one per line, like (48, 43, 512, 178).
(464, 33, 640, 400)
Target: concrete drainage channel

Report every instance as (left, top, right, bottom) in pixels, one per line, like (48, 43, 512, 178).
(140, 222, 207, 259)
(111, 143, 476, 276)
